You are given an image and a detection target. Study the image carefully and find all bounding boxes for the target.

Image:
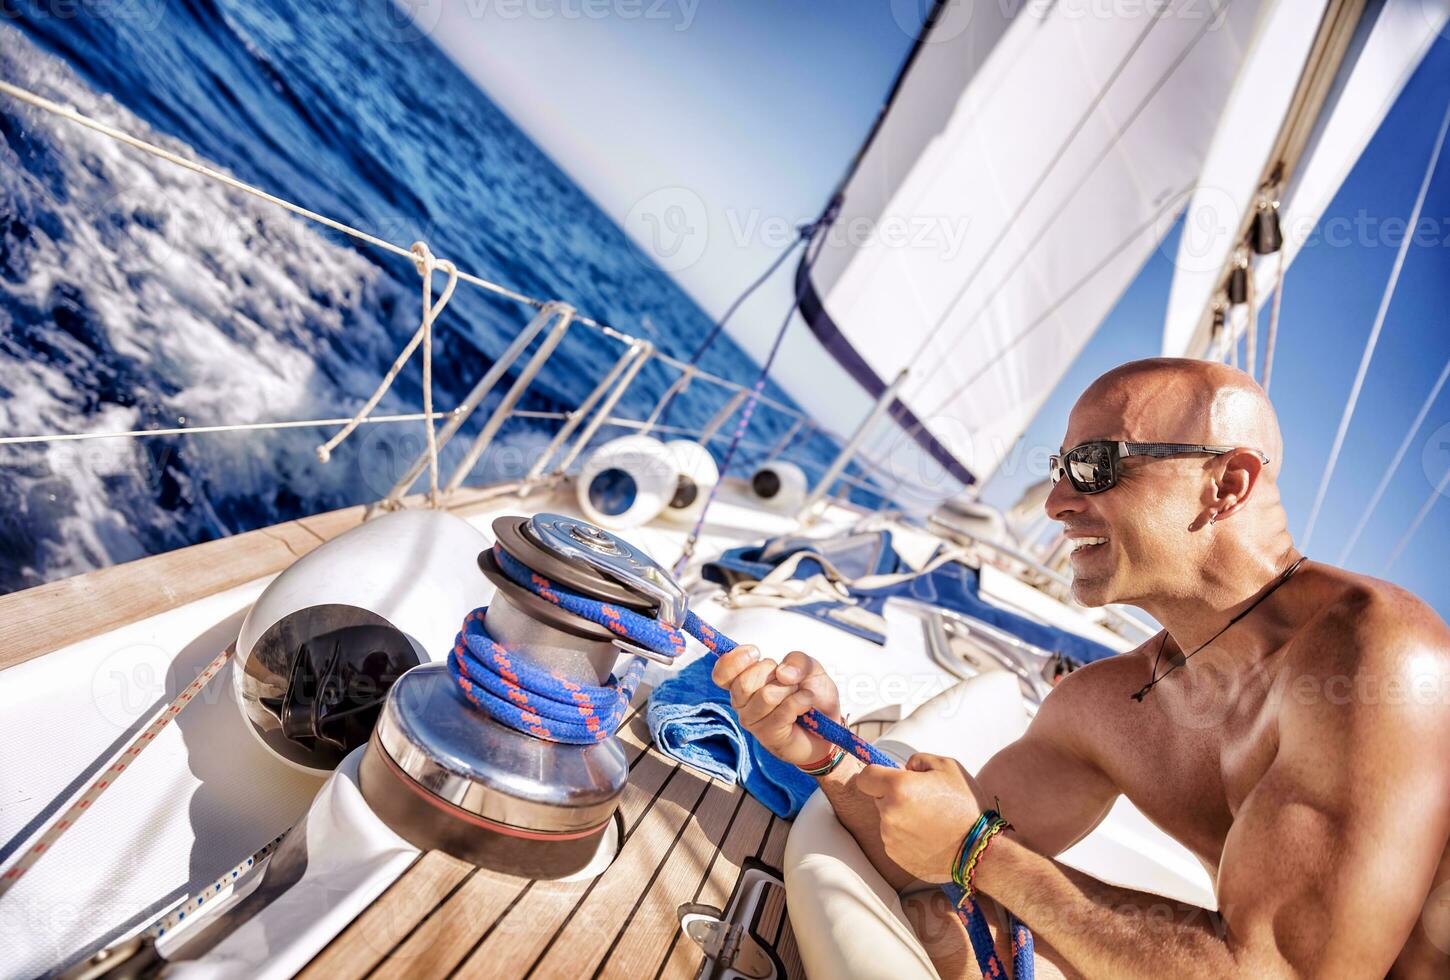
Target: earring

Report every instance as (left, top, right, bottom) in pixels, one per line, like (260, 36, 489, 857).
(1208, 513, 1218, 525)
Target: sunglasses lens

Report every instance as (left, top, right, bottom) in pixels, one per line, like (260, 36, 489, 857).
(1066, 444, 1114, 493)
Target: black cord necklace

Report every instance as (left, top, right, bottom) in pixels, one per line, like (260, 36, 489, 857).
(1130, 555, 1308, 702)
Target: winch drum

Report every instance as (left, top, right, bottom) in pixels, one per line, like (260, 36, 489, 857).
(358, 512, 687, 880)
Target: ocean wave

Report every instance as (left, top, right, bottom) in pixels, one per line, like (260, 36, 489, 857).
(0, 27, 482, 589)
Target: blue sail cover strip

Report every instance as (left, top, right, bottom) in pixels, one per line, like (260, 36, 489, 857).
(704, 535, 1118, 665)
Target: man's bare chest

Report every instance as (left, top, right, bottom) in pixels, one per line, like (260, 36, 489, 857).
(1100, 665, 1284, 869)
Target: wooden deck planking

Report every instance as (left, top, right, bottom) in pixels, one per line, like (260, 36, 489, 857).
(0, 484, 526, 671)
(0, 515, 331, 670)
(370, 867, 529, 979)
(296, 850, 473, 980)
(595, 777, 747, 978)
(301, 732, 805, 979)
(524, 763, 712, 977)
(653, 780, 775, 979)
(446, 724, 681, 977)
(776, 902, 806, 980)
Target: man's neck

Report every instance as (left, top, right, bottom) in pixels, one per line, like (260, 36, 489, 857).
(1140, 543, 1302, 652)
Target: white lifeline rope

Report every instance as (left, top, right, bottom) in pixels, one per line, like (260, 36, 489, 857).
(315, 242, 457, 505)
(0, 77, 814, 432)
(0, 410, 455, 446)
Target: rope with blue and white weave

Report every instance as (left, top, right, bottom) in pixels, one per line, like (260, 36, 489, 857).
(448, 542, 1035, 979)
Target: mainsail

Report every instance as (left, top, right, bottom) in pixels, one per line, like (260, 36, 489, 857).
(792, 0, 1270, 498)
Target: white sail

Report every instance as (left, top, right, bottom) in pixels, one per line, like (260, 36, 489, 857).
(796, 0, 1267, 495)
(1162, 0, 1450, 359)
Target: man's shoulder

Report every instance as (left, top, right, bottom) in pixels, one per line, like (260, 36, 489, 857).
(1294, 563, 1450, 672)
(1284, 563, 1450, 728)
(1032, 640, 1154, 725)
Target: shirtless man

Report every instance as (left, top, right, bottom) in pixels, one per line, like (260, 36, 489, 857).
(714, 358, 1450, 977)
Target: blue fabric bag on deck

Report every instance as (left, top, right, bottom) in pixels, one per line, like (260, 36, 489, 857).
(647, 658, 817, 819)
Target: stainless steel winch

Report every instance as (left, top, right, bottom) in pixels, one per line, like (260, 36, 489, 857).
(358, 512, 688, 879)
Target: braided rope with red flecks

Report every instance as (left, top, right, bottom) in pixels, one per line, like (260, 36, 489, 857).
(450, 543, 1035, 977)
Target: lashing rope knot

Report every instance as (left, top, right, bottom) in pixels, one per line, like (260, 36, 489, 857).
(316, 241, 457, 505)
(444, 543, 1035, 977)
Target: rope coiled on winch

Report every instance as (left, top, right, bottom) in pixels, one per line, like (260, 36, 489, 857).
(447, 542, 1035, 979)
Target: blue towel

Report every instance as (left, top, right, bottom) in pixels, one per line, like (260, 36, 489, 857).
(647, 657, 818, 819)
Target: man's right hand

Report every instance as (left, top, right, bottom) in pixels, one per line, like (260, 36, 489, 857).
(711, 646, 842, 767)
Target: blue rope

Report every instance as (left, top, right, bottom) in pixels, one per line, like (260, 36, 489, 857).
(449, 542, 1034, 977)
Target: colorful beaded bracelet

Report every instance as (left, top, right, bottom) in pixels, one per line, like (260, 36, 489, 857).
(798, 744, 846, 777)
(951, 809, 1011, 903)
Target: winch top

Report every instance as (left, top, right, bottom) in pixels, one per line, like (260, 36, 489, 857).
(497, 512, 689, 628)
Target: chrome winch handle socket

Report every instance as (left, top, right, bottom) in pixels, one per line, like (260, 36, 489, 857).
(527, 512, 688, 629)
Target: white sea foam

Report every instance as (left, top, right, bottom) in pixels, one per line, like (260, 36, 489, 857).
(0, 27, 509, 588)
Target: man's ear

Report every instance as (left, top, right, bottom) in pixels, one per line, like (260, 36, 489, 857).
(1209, 448, 1265, 523)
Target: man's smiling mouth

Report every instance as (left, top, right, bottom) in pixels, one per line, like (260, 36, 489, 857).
(1068, 536, 1108, 555)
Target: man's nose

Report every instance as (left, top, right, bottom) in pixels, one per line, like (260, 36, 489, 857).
(1046, 474, 1085, 521)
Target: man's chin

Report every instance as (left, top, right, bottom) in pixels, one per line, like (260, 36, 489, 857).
(1069, 574, 1116, 608)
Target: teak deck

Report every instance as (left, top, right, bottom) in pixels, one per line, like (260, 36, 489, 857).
(0, 484, 880, 977)
(300, 705, 819, 980)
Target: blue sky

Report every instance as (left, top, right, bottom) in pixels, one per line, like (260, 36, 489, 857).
(419, 2, 1450, 618)
(419, 0, 930, 417)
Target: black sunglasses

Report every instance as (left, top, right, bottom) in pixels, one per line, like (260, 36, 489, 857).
(1049, 441, 1270, 495)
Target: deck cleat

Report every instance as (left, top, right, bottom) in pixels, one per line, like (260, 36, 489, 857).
(359, 513, 688, 879)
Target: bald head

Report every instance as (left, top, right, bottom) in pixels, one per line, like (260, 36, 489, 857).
(1076, 358, 1283, 478)
(1051, 358, 1295, 610)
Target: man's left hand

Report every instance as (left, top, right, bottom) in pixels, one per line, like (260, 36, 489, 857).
(853, 753, 992, 884)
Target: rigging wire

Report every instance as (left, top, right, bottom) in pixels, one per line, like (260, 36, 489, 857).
(655, 232, 809, 431)
(1383, 463, 1450, 575)
(1301, 93, 1450, 551)
(673, 205, 840, 573)
(0, 78, 808, 420)
(1261, 248, 1287, 393)
(1336, 355, 1450, 567)
(0, 77, 829, 464)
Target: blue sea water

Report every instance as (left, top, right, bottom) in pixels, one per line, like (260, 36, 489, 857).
(0, 0, 842, 594)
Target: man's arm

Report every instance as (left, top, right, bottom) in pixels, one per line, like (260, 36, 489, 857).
(713, 644, 1125, 890)
(971, 622, 1450, 977)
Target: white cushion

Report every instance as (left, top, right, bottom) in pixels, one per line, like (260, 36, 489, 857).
(783, 671, 1215, 979)
(784, 672, 1025, 980)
